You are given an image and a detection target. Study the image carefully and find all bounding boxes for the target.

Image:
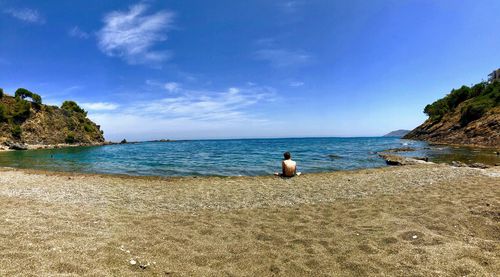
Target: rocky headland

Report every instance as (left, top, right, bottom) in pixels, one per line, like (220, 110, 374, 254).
(404, 80, 499, 147)
(0, 88, 105, 150)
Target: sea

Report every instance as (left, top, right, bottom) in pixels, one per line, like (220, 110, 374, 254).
(0, 137, 497, 177)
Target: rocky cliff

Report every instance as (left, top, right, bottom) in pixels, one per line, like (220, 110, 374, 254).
(0, 88, 105, 147)
(404, 81, 499, 147)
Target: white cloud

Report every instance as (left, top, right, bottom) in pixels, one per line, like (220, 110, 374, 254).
(255, 48, 311, 68)
(81, 102, 119, 111)
(97, 3, 175, 65)
(68, 26, 90, 39)
(88, 85, 276, 140)
(5, 8, 45, 24)
(228, 87, 240, 94)
(127, 86, 273, 121)
(164, 82, 180, 92)
(289, 81, 304, 87)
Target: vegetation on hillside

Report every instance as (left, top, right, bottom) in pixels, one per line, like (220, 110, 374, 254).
(0, 87, 104, 145)
(423, 81, 500, 125)
(61, 100, 87, 115)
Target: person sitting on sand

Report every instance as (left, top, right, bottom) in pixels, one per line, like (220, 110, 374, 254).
(274, 152, 301, 177)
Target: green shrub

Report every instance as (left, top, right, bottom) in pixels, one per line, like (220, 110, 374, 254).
(83, 124, 94, 133)
(469, 83, 486, 98)
(424, 81, 499, 122)
(65, 132, 76, 144)
(61, 101, 87, 115)
(11, 125, 22, 139)
(424, 98, 449, 121)
(12, 99, 31, 122)
(460, 97, 494, 126)
(67, 120, 76, 131)
(31, 93, 42, 105)
(447, 86, 470, 109)
(0, 104, 6, 122)
(0, 88, 4, 98)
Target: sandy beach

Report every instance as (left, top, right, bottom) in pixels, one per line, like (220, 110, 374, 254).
(0, 164, 498, 276)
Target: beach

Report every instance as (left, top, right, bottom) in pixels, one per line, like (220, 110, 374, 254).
(0, 164, 498, 276)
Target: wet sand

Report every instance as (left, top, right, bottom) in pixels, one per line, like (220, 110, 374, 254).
(0, 164, 498, 276)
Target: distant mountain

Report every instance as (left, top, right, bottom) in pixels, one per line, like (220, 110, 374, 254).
(0, 88, 105, 146)
(383, 130, 410, 137)
(404, 79, 499, 147)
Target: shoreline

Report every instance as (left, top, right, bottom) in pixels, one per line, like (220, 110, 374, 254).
(2, 137, 498, 151)
(0, 163, 395, 181)
(0, 163, 498, 275)
(0, 141, 109, 151)
(0, 138, 497, 179)
(0, 152, 495, 180)
(428, 141, 500, 150)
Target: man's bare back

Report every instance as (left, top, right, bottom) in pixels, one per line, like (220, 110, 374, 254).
(274, 152, 301, 177)
(282, 159, 297, 177)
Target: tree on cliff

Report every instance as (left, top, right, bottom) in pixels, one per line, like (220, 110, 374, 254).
(15, 88, 42, 105)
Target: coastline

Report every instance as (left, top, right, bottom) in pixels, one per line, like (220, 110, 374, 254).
(0, 164, 498, 275)
(0, 141, 111, 151)
(428, 141, 500, 151)
(1, 138, 497, 153)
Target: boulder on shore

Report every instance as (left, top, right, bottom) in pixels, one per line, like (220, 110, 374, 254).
(4, 141, 28, 150)
(451, 161, 490, 169)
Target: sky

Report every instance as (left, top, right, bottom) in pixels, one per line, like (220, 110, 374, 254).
(1, 0, 499, 141)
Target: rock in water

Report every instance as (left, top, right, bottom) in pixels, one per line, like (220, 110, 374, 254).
(327, 154, 341, 159)
(382, 147, 416, 153)
(379, 153, 430, 166)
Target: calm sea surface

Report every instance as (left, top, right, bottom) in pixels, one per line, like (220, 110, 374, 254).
(0, 137, 497, 176)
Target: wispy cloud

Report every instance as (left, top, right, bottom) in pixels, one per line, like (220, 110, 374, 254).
(4, 8, 45, 24)
(255, 48, 312, 68)
(68, 26, 90, 39)
(127, 86, 274, 121)
(81, 102, 119, 111)
(97, 3, 175, 65)
(164, 82, 180, 92)
(88, 84, 276, 140)
(146, 80, 181, 92)
(289, 81, 304, 87)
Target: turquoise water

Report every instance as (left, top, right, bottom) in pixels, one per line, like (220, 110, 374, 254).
(0, 137, 497, 176)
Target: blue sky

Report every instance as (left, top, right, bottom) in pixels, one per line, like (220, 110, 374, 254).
(1, 0, 499, 141)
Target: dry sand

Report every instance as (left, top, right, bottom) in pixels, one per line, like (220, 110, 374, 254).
(0, 164, 498, 276)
